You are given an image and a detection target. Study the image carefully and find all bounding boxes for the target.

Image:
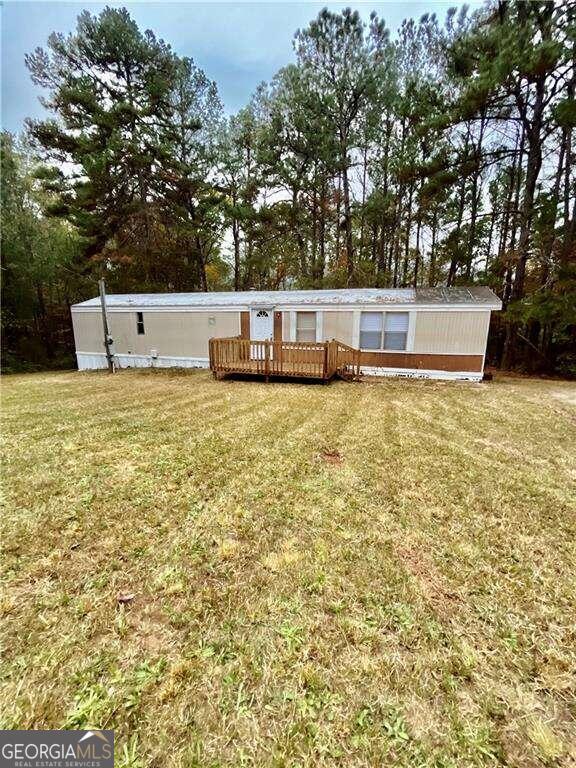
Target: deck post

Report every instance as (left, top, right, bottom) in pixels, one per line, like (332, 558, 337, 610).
(264, 341, 270, 382)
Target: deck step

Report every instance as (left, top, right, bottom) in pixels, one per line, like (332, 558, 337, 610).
(337, 368, 363, 382)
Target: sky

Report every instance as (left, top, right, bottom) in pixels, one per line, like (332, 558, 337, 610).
(2, 0, 484, 134)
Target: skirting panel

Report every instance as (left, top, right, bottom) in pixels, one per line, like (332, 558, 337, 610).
(76, 352, 209, 371)
(361, 366, 482, 382)
(76, 353, 109, 370)
(359, 350, 483, 372)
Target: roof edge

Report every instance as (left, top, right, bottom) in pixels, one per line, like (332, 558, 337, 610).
(71, 285, 502, 310)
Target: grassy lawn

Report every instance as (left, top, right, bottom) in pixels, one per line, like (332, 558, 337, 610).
(2, 370, 575, 767)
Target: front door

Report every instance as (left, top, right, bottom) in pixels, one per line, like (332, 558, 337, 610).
(250, 308, 274, 359)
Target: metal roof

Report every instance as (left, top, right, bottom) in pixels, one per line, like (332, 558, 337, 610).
(73, 286, 501, 309)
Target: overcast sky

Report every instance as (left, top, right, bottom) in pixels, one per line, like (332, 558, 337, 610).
(2, 1, 484, 134)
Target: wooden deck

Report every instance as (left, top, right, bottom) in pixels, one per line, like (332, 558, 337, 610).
(209, 338, 361, 382)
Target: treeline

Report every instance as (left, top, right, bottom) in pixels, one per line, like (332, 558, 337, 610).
(2, 2, 575, 373)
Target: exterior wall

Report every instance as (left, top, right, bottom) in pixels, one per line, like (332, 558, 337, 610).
(72, 304, 493, 380)
(72, 312, 105, 355)
(322, 311, 354, 346)
(73, 310, 240, 359)
(413, 311, 490, 355)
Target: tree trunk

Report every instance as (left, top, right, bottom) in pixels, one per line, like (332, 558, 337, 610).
(447, 180, 466, 286)
(502, 79, 545, 369)
(195, 236, 208, 291)
(503, 125, 526, 307)
(292, 186, 307, 278)
(541, 135, 566, 271)
(311, 180, 318, 283)
(447, 126, 471, 286)
(340, 144, 354, 285)
(319, 179, 327, 281)
(402, 183, 413, 286)
(511, 79, 545, 301)
(232, 215, 241, 291)
(465, 111, 486, 280)
(562, 45, 574, 259)
(360, 143, 368, 255)
(335, 175, 341, 272)
(413, 214, 421, 288)
(429, 209, 438, 287)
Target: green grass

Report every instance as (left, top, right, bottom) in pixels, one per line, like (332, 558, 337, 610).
(2, 369, 575, 767)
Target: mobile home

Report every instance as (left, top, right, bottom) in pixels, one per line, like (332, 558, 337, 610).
(71, 286, 501, 382)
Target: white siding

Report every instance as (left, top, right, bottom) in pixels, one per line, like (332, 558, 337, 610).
(413, 311, 490, 355)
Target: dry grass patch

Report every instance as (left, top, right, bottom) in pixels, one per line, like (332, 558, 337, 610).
(1, 369, 575, 767)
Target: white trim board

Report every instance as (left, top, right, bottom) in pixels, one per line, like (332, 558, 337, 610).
(407, 311, 417, 352)
(352, 310, 361, 347)
(289, 311, 297, 342)
(315, 311, 323, 342)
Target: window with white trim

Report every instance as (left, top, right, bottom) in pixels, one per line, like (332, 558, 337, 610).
(359, 312, 409, 351)
(359, 312, 382, 350)
(296, 312, 316, 342)
(136, 311, 145, 335)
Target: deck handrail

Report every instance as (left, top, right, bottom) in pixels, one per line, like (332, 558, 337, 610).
(332, 339, 361, 378)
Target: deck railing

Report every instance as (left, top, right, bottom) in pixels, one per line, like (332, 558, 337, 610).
(332, 340, 361, 379)
(209, 337, 361, 381)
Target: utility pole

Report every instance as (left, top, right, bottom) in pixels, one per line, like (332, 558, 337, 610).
(99, 278, 114, 373)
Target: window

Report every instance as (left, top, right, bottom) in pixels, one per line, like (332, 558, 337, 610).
(359, 312, 409, 351)
(136, 312, 145, 335)
(256, 309, 269, 318)
(359, 312, 383, 350)
(296, 312, 316, 342)
(384, 312, 409, 350)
